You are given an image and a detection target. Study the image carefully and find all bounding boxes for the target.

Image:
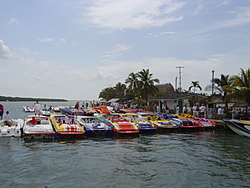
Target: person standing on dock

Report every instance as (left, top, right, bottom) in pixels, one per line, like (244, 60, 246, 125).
(199, 104, 206, 118)
(217, 106, 224, 120)
(192, 104, 199, 117)
(231, 107, 237, 119)
(0, 104, 4, 120)
(34, 101, 41, 116)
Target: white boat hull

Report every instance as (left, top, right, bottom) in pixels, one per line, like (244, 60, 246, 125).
(23, 115, 54, 140)
(0, 119, 24, 137)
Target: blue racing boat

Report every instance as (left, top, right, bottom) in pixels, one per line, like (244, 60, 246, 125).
(77, 116, 113, 137)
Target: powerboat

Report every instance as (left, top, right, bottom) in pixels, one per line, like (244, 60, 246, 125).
(91, 105, 111, 114)
(162, 113, 202, 131)
(223, 119, 250, 138)
(23, 106, 30, 112)
(50, 114, 85, 139)
(0, 119, 23, 137)
(192, 117, 216, 129)
(138, 113, 179, 132)
(119, 113, 157, 133)
(94, 113, 140, 135)
(40, 109, 54, 116)
(77, 116, 113, 137)
(178, 114, 216, 130)
(60, 107, 86, 115)
(22, 115, 54, 140)
(28, 106, 35, 112)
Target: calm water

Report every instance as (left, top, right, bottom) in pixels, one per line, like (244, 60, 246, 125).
(0, 102, 249, 188)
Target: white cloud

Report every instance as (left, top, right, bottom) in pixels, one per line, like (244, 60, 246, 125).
(159, 31, 175, 35)
(16, 47, 39, 66)
(37, 38, 54, 42)
(33, 76, 42, 81)
(216, 0, 230, 7)
(71, 39, 82, 46)
(39, 61, 54, 68)
(144, 31, 175, 38)
(71, 54, 238, 90)
(0, 39, 13, 59)
(18, 47, 38, 56)
(9, 18, 19, 25)
(57, 38, 67, 46)
(20, 56, 35, 66)
(84, 0, 184, 30)
(103, 44, 132, 58)
(196, 7, 250, 34)
(194, 5, 203, 15)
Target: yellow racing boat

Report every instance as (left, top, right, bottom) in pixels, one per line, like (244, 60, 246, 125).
(50, 114, 85, 139)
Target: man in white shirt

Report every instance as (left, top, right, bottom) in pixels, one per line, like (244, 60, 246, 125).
(3, 111, 13, 126)
(199, 104, 206, 118)
(217, 106, 224, 119)
(34, 101, 41, 116)
(192, 105, 199, 117)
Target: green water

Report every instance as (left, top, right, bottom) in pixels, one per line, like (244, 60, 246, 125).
(0, 102, 249, 188)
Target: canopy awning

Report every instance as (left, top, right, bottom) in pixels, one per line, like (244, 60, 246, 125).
(107, 98, 120, 103)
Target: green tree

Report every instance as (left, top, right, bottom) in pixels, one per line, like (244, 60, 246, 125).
(231, 68, 250, 115)
(211, 74, 234, 109)
(125, 72, 139, 97)
(114, 82, 127, 99)
(98, 87, 116, 101)
(136, 69, 160, 104)
(189, 81, 202, 93)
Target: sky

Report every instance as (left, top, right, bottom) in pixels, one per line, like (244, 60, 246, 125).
(0, 0, 249, 100)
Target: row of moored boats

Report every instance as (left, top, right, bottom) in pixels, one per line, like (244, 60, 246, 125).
(1, 105, 250, 139)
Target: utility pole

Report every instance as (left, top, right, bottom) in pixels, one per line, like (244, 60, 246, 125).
(176, 66, 184, 92)
(175, 76, 177, 90)
(212, 70, 215, 95)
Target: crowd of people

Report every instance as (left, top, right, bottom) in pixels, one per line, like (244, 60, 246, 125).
(0, 100, 247, 125)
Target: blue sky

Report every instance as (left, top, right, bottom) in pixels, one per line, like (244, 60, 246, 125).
(0, 0, 249, 100)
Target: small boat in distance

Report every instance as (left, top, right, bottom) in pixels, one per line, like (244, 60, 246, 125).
(223, 119, 250, 138)
(23, 106, 30, 112)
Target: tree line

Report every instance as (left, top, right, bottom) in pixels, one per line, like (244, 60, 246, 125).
(99, 69, 160, 104)
(0, 96, 67, 102)
(98, 68, 250, 109)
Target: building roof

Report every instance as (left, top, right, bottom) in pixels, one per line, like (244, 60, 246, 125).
(150, 93, 207, 101)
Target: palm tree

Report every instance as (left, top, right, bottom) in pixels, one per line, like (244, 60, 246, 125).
(207, 74, 234, 109)
(98, 87, 116, 101)
(231, 68, 250, 115)
(125, 72, 139, 97)
(189, 81, 202, 93)
(114, 82, 127, 99)
(136, 69, 160, 104)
